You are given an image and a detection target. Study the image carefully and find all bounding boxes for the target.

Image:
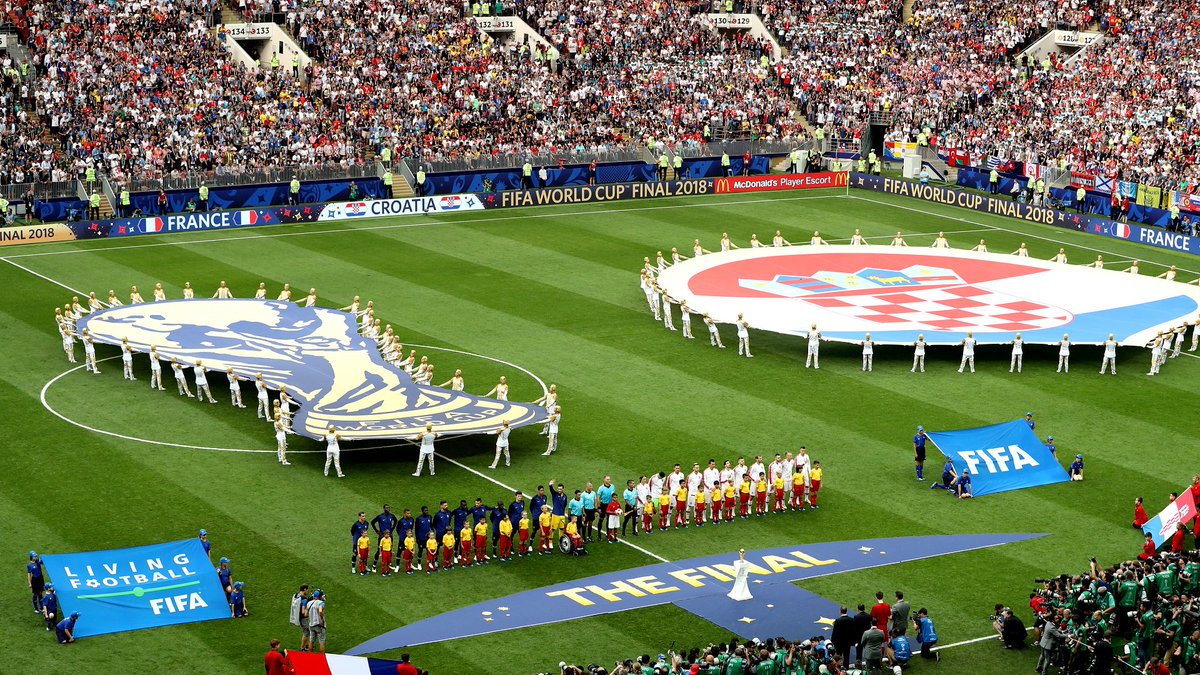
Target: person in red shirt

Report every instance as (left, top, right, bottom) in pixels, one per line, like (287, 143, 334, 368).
(1132, 497, 1149, 529)
(1138, 532, 1156, 560)
(870, 591, 891, 631)
(742, 151, 752, 176)
(1171, 523, 1187, 553)
(264, 639, 286, 675)
(395, 653, 419, 675)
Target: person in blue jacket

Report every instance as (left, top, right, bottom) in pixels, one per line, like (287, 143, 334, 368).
(888, 628, 912, 667)
(41, 584, 59, 631)
(230, 581, 248, 617)
(56, 612, 80, 644)
(914, 608, 940, 660)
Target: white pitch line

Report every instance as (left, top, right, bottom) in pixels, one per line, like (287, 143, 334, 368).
(931, 627, 1031, 651)
(847, 194, 1200, 276)
(0, 194, 844, 260)
(2, 256, 90, 295)
(432, 451, 672, 564)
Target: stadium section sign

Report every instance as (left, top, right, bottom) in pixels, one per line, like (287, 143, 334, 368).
(77, 300, 545, 439)
(714, 171, 847, 194)
(655, 247, 1200, 346)
(926, 420, 1069, 497)
(41, 539, 230, 638)
(348, 534, 1042, 654)
(476, 179, 714, 209)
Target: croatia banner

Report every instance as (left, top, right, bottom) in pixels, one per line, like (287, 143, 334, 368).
(1143, 490, 1197, 549)
(1023, 164, 1045, 181)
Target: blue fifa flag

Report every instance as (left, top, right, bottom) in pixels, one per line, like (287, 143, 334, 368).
(926, 420, 1069, 497)
(41, 539, 231, 638)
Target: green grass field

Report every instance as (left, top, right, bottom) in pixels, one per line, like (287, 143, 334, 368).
(2, 186, 1197, 674)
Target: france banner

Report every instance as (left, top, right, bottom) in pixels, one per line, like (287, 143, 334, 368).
(1142, 490, 1197, 548)
(926, 420, 1069, 497)
(41, 539, 231, 638)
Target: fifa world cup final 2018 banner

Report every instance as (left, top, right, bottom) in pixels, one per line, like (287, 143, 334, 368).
(1143, 490, 1197, 549)
(474, 179, 715, 209)
(714, 172, 848, 194)
(41, 538, 232, 638)
(65, 195, 483, 241)
(851, 173, 1200, 257)
(926, 420, 1070, 497)
(0, 222, 78, 246)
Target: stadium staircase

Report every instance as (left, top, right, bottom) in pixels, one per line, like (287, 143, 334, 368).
(218, 4, 242, 25)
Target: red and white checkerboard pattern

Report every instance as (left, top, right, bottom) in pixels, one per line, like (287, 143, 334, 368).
(802, 285, 1072, 332)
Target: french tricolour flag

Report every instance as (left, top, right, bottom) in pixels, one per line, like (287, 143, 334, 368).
(285, 651, 405, 675)
(142, 217, 165, 233)
(1110, 222, 1130, 239)
(233, 211, 259, 226)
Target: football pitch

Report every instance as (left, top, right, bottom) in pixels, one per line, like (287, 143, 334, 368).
(1, 187, 1196, 674)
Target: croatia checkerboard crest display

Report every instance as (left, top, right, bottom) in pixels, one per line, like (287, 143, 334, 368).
(656, 247, 1200, 346)
(76, 300, 545, 440)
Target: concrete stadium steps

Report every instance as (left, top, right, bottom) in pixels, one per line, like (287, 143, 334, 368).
(392, 176, 415, 199)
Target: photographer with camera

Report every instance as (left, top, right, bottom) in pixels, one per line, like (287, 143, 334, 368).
(1000, 608, 1027, 649)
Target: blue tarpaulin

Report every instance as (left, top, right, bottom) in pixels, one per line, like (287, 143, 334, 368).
(926, 420, 1069, 497)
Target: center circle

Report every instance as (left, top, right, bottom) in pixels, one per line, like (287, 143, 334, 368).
(40, 345, 548, 454)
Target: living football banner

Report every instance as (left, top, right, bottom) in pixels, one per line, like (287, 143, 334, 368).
(1143, 490, 1197, 548)
(926, 420, 1069, 497)
(41, 538, 231, 638)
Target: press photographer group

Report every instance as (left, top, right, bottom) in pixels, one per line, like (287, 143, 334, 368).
(1026, 552, 1200, 674)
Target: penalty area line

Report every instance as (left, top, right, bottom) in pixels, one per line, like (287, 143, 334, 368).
(433, 451, 672, 564)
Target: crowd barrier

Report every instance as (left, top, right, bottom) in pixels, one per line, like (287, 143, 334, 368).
(851, 173, 1200, 256)
(4, 172, 1197, 259)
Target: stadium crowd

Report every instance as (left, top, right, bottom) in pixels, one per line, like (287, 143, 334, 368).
(0, 0, 1195, 199)
(550, 595, 941, 674)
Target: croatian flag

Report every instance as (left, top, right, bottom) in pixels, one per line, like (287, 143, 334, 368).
(286, 651, 405, 675)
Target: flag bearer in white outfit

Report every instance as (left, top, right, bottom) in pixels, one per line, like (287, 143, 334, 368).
(106, 290, 122, 306)
(890, 232, 908, 247)
(171, 357, 193, 397)
(1124, 261, 1140, 274)
(413, 423, 437, 477)
(489, 420, 511, 469)
(213, 281, 233, 299)
(1088, 256, 1104, 269)
(704, 314, 724, 348)
(1010, 333, 1024, 373)
(130, 286, 145, 304)
(772, 230, 790, 247)
(809, 231, 828, 246)
(640, 273, 658, 319)
(59, 319, 76, 363)
(911, 334, 926, 372)
(971, 239, 988, 253)
(534, 384, 557, 435)
(277, 284, 293, 302)
(1051, 248, 1068, 264)
(660, 287, 676, 331)
(719, 232, 737, 251)
(861, 334, 874, 371)
(849, 229, 866, 245)
(805, 324, 821, 368)
(279, 386, 294, 430)
(83, 333, 99, 374)
(1148, 334, 1163, 375)
(680, 302, 694, 339)
(275, 413, 290, 466)
(693, 239, 710, 256)
(153, 283, 166, 302)
(439, 369, 465, 391)
(1100, 334, 1117, 374)
(1157, 265, 1177, 281)
(323, 426, 344, 478)
(749, 234, 762, 248)
(120, 338, 136, 380)
(1171, 325, 1185, 357)
(1013, 243, 1030, 257)
(254, 283, 267, 300)
(1057, 334, 1071, 373)
(182, 282, 194, 299)
(671, 247, 685, 264)
(304, 288, 318, 307)
(485, 376, 509, 400)
(1191, 318, 1199, 351)
(255, 373, 270, 418)
(736, 315, 752, 357)
(193, 360, 217, 402)
(932, 232, 950, 248)
(648, 281, 662, 321)
(149, 347, 165, 390)
(87, 292, 103, 311)
(227, 368, 245, 406)
(543, 407, 560, 456)
(958, 332, 977, 373)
